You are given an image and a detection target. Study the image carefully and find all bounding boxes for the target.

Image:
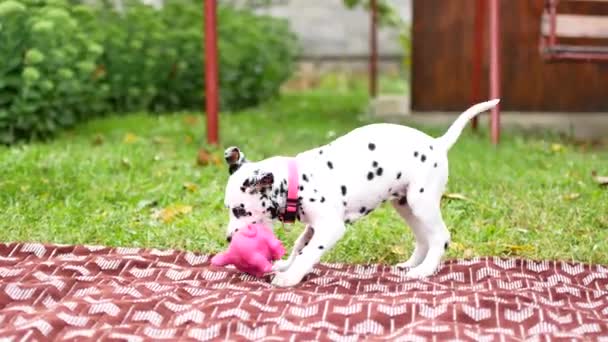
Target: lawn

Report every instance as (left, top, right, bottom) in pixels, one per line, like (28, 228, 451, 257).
(1, 89, 607, 265)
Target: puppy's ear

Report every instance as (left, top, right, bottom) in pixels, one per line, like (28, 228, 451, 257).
(242, 171, 274, 193)
(224, 146, 248, 174)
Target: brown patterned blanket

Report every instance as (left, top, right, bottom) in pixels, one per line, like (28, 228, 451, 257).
(0, 243, 607, 341)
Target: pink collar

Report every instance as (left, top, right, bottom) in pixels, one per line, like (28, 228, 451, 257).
(281, 158, 299, 223)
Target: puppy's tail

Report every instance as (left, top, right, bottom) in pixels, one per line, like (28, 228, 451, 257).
(436, 99, 500, 150)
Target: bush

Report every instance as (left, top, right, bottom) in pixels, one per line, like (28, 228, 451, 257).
(0, 0, 298, 144)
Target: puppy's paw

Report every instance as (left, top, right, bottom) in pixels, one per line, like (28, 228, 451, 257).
(396, 259, 419, 269)
(404, 265, 437, 279)
(271, 271, 303, 287)
(271, 259, 292, 273)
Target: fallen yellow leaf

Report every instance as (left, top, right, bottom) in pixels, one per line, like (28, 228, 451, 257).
(183, 115, 199, 125)
(92, 134, 104, 146)
(504, 244, 535, 255)
(183, 182, 199, 192)
(123, 133, 139, 144)
(442, 193, 469, 201)
(153, 204, 193, 223)
(551, 143, 564, 152)
(563, 193, 580, 200)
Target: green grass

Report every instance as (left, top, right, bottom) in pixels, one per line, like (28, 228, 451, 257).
(1, 89, 607, 265)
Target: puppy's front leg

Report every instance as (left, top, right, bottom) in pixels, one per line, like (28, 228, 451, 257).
(272, 225, 314, 272)
(272, 219, 345, 287)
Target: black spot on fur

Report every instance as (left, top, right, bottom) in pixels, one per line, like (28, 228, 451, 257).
(414, 151, 419, 157)
(372, 161, 378, 167)
(299, 185, 304, 191)
(262, 201, 266, 208)
(314, 189, 318, 193)
(232, 207, 247, 218)
(298, 196, 303, 201)
(421, 155, 426, 162)
(302, 174, 308, 182)
(319, 150, 323, 155)
(304, 242, 309, 246)
(268, 206, 279, 219)
(345, 219, 351, 224)
(343, 201, 347, 206)
(320, 197, 325, 203)
(240, 203, 245, 208)
(420, 188, 424, 193)
(240, 187, 246, 193)
(367, 172, 374, 180)
(398, 196, 407, 205)
(444, 242, 449, 250)
(299, 251, 303, 255)
(392, 192, 399, 197)
(341, 185, 347, 196)
(434, 163, 438, 168)
(430, 145, 434, 150)
(309, 198, 316, 202)
(274, 189, 279, 196)
(376, 167, 383, 176)
(327, 161, 333, 169)
(318, 245, 324, 250)
(396, 172, 402, 180)
(368, 143, 376, 151)
(359, 207, 366, 214)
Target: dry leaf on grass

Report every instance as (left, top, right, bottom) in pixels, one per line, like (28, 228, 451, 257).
(183, 115, 199, 125)
(183, 182, 199, 192)
(92, 134, 104, 146)
(152, 204, 193, 223)
(123, 133, 139, 144)
(197, 148, 222, 166)
(551, 143, 564, 153)
(563, 193, 580, 200)
(504, 244, 535, 255)
(442, 193, 470, 201)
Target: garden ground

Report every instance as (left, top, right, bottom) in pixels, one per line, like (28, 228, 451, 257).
(1, 89, 607, 265)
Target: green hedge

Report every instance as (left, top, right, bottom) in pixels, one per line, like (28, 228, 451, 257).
(0, 0, 298, 143)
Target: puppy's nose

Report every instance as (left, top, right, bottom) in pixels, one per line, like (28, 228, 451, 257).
(226, 235, 232, 243)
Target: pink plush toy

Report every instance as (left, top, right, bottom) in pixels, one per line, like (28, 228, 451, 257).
(211, 223, 285, 277)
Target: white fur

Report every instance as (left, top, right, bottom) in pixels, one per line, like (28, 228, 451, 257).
(223, 99, 499, 287)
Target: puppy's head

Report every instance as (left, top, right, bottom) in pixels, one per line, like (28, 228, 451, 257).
(223, 146, 277, 241)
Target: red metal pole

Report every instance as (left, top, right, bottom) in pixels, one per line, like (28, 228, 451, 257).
(471, 0, 485, 131)
(369, 0, 378, 98)
(204, 0, 219, 145)
(489, 0, 501, 145)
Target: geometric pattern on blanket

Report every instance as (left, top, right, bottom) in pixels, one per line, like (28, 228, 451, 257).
(0, 243, 607, 341)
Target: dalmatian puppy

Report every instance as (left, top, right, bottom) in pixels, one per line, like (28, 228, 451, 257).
(222, 99, 499, 287)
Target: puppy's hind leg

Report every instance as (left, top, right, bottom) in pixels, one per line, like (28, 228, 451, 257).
(403, 195, 450, 278)
(391, 198, 428, 269)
